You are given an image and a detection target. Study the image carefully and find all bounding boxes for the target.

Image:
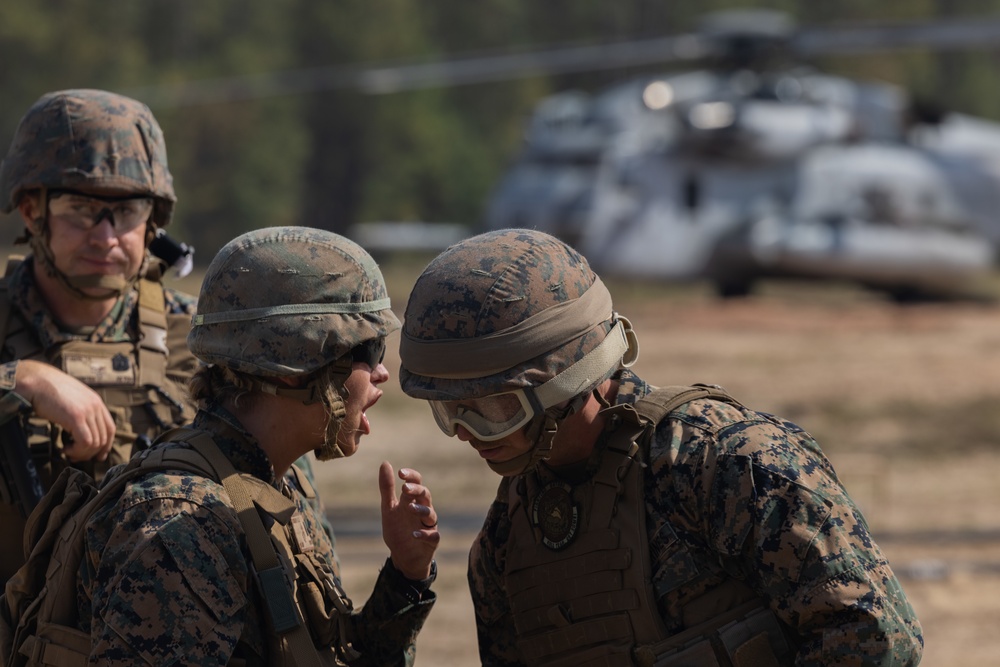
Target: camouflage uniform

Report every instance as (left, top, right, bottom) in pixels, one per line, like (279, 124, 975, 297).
(0, 89, 199, 582)
(79, 404, 431, 666)
(468, 369, 922, 665)
(399, 229, 922, 666)
(76, 226, 433, 665)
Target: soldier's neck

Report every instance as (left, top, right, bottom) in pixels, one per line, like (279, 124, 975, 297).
(35, 270, 118, 330)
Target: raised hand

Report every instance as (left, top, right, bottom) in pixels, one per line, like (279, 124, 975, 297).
(378, 461, 440, 581)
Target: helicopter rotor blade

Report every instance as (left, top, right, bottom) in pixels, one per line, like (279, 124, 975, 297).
(794, 15, 1000, 56)
(124, 34, 713, 108)
(123, 13, 1000, 109)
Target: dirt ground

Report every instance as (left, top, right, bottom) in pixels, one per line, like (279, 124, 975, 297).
(311, 277, 1000, 666)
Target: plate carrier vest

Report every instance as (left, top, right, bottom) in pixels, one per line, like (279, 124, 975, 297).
(502, 385, 793, 667)
(0, 256, 196, 485)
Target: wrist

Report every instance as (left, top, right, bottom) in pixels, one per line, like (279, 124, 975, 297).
(383, 557, 436, 605)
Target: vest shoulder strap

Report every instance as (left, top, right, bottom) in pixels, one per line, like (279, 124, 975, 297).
(632, 384, 742, 427)
(136, 278, 170, 387)
(601, 384, 743, 467)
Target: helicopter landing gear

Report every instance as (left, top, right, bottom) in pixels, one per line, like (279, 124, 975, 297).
(715, 278, 754, 299)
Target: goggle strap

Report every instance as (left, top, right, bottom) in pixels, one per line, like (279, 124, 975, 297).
(532, 318, 634, 409)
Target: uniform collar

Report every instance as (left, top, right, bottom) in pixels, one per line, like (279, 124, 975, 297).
(7, 255, 137, 346)
(193, 403, 279, 487)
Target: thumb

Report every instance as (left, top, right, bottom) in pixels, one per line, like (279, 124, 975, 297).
(378, 461, 396, 511)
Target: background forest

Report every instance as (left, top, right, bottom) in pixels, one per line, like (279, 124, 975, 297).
(3, 0, 1000, 259)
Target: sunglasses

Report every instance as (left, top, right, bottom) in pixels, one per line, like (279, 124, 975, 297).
(351, 338, 386, 369)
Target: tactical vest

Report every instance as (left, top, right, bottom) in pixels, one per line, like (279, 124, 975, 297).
(0, 257, 197, 487)
(502, 385, 792, 667)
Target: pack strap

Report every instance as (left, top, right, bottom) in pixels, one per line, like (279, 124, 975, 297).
(190, 433, 324, 667)
(136, 279, 169, 387)
(632, 384, 741, 427)
(0, 257, 23, 356)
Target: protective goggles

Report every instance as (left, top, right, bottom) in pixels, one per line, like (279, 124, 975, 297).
(430, 391, 536, 441)
(427, 316, 637, 441)
(48, 190, 153, 234)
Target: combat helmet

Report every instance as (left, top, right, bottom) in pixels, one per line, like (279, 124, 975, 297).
(0, 89, 176, 227)
(399, 228, 638, 476)
(0, 89, 177, 299)
(190, 226, 400, 377)
(190, 226, 400, 458)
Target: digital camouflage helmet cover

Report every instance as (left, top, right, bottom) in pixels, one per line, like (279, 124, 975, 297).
(0, 89, 176, 227)
(189, 226, 400, 377)
(0, 89, 177, 298)
(399, 228, 638, 475)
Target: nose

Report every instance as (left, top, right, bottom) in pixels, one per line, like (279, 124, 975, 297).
(455, 424, 473, 442)
(88, 217, 119, 244)
(370, 362, 390, 385)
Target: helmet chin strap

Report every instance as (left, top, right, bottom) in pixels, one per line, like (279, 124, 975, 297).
(28, 216, 132, 301)
(243, 356, 354, 462)
(485, 392, 589, 477)
(315, 388, 348, 461)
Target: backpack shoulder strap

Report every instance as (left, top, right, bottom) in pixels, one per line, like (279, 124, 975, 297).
(632, 384, 741, 427)
(603, 384, 742, 464)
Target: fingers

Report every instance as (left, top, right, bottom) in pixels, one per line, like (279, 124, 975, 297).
(62, 409, 116, 462)
(378, 460, 396, 511)
(381, 463, 440, 579)
(397, 468, 436, 530)
(18, 361, 117, 462)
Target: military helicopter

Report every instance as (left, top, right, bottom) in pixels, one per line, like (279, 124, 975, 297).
(481, 9, 1000, 299)
(131, 9, 1000, 299)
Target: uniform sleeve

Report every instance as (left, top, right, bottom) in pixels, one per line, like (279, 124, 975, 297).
(83, 488, 251, 667)
(691, 416, 923, 666)
(468, 499, 525, 666)
(0, 361, 31, 424)
(343, 559, 436, 666)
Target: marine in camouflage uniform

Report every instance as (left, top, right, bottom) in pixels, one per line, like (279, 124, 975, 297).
(0, 89, 199, 582)
(79, 227, 439, 665)
(399, 229, 923, 666)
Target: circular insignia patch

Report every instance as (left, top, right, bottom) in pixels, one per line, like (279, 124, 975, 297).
(532, 482, 579, 550)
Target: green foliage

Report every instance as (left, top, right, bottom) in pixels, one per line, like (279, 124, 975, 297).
(3, 1, 1000, 258)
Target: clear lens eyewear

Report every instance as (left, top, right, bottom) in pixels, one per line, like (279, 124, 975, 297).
(48, 190, 154, 233)
(429, 391, 535, 441)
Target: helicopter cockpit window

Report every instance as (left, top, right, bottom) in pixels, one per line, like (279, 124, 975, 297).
(684, 175, 701, 213)
(861, 186, 903, 227)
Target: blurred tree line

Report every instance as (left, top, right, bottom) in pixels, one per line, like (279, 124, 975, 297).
(2, 0, 1000, 259)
